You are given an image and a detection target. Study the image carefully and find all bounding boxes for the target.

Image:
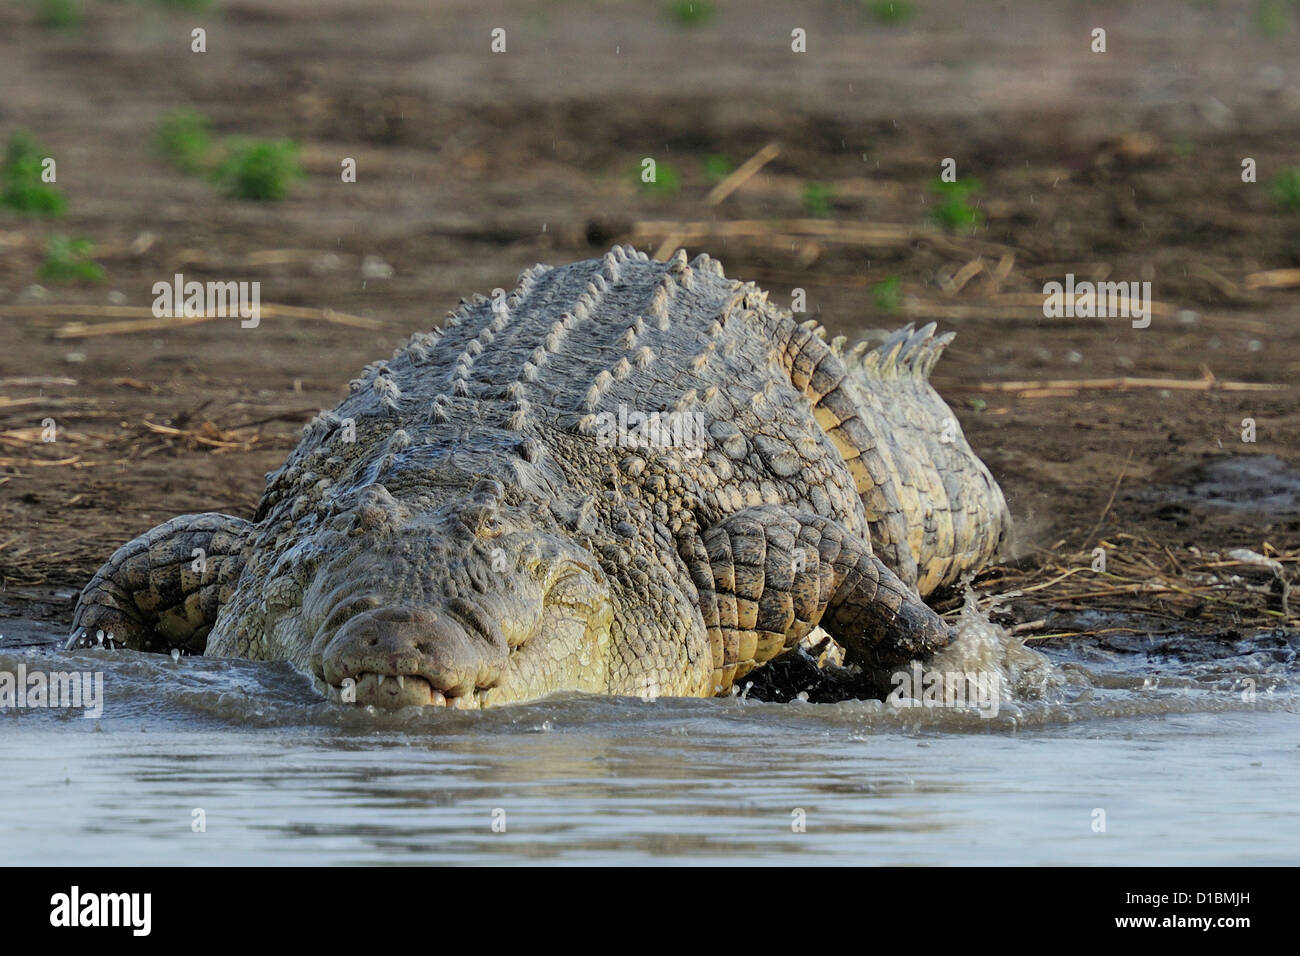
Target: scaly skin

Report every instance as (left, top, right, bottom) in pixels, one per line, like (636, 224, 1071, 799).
(69, 246, 1010, 709)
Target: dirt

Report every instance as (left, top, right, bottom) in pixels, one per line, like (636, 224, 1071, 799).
(1, 0, 1298, 637)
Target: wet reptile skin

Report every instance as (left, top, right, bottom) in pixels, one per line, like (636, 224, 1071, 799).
(69, 246, 1010, 709)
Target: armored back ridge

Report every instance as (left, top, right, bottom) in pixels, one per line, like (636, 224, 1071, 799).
(70, 246, 1010, 708)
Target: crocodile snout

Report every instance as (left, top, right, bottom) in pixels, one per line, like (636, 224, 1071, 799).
(317, 605, 508, 708)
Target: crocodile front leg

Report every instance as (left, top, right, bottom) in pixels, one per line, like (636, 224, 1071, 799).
(681, 505, 952, 695)
(67, 513, 253, 655)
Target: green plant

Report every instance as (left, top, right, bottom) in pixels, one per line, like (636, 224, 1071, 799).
(638, 161, 680, 195)
(40, 235, 104, 282)
(36, 0, 79, 29)
(666, 0, 715, 27)
(1272, 167, 1300, 211)
(1, 132, 66, 216)
(929, 178, 983, 232)
(1254, 0, 1290, 37)
(866, 0, 915, 24)
(702, 154, 732, 183)
(871, 275, 902, 313)
(155, 109, 215, 174)
(212, 138, 303, 200)
(802, 182, 835, 218)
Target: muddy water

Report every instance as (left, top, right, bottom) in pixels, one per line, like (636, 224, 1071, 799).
(1, 605, 1296, 866)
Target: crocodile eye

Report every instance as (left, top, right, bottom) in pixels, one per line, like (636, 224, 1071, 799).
(473, 512, 503, 538)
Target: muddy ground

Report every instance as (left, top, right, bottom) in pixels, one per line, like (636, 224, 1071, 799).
(1, 0, 1298, 639)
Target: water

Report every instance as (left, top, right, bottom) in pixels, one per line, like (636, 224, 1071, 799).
(1, 609, 1297, 865)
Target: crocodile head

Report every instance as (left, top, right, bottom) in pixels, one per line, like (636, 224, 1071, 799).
(302, 479, 612, 708)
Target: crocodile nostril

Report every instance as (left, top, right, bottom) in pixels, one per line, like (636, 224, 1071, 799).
(319, 604, 510, 696)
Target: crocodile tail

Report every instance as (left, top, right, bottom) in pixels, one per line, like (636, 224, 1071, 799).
(836, 322, 1011, 594)
(765, 310, 919, 589)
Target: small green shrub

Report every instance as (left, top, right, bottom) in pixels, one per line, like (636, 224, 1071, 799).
(1254, 0, 1290, 37)
(639, 161, 680, 195)
(666, 0, 715, 27)
(702, 155, 732, 183)
(36, 0, 79, 30)
(40, 235, 104, 282)
(155, 110, 215, 175)
(1272, 167, 1300, 211)
(1, 132, 66, 216)
(929, 178, 983, 232)
(212, 138, 303, 200)
(872, 275, 902, 313)
(802, 182, 835, 218)
(866, 1, 915, 24)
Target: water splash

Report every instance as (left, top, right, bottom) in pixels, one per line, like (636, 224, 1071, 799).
(928, 589, 1066, 704)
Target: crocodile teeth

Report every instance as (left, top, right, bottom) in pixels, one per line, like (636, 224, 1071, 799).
(396, 674, 404, 690)
(376, 674, 386, 687)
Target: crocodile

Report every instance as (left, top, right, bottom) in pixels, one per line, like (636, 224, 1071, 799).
(69, 246, 1010, 709)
